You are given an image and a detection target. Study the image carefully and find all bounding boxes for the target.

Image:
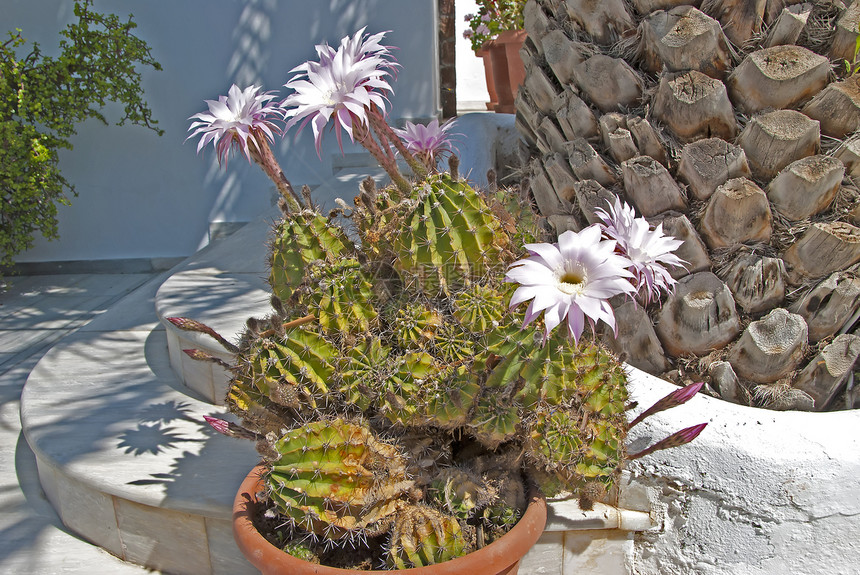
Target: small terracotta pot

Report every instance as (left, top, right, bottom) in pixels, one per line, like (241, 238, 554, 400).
(233, 464, 547, 575)
(479, 30, 526, 114)
(476, 47, 499, 111)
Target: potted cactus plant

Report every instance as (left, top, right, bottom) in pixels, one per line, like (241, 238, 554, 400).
(463, 1, 528, 113)
(179, 29, 705, 572)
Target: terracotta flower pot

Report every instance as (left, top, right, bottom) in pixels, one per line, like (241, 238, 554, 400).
(476, 47, 499, 111)
(233, 464, 547, 575)
(479, 30, 527, 114)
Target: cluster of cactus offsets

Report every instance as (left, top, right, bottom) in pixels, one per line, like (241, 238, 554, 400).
(266, 419, 413, 541)
(386, 505, 467, 569)
(269, 211, 355, 303)
(193, 165, 637, 567)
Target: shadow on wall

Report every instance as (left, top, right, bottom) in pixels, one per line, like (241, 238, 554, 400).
(12, 0, 437, 265)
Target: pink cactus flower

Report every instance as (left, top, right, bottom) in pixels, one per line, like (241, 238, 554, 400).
(596, 197, 685, 304)
(393, 118, 458, 168)
(506, 225, 635, 343)
(187, 84, 282, 166)
(282, 28, 397, 154)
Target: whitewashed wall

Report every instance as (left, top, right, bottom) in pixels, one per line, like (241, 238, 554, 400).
(455, 0, 491, 111)
(8, 0, 438, 265)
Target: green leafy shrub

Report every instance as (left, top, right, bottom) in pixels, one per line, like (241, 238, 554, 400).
(0, 0, 162, 268)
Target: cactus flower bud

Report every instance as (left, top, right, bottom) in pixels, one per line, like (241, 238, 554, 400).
(628, 423, 708, 460)
(203, 415, 260, 440)
(165, 317, 238, 352)
(183, 348, 232, 370)
(629, 381, 705, 428)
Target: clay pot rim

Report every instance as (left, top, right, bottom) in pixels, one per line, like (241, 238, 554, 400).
(232, 464, 547, 575)
(480, 29, 527, 50)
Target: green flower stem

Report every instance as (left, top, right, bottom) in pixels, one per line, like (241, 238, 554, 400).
(249, 133, 303, 212)
(368, 106, 428, 181)
(353, 119, 411, 200)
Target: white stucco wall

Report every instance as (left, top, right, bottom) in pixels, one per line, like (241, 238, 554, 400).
(455, 0, 491, 111)
(624, 368, 860, 575)
(8, 0, 438, 264)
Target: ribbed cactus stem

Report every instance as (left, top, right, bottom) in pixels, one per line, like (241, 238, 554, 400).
(266, 419, 413, 540)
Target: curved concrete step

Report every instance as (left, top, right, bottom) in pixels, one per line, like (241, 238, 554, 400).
(157, 268, 271, 405)
(20, 273, 260, 575)
(155, 209, 276, 405)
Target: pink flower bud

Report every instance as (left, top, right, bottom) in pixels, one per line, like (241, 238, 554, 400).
(628, 423, 708, 460)
(629, 381, 704, 427)
(203, 416, 260, 441)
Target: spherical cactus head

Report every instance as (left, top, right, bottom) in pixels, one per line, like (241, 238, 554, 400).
(374, 351, 436, 426)
(386, 504, 468, 569)
(418, 364, 481, 430)
(428, 466, 495, 520)
(483, 471, 526, 533)
(335, 337, 390, 412)
(227, 325, 337, 424)
(517, 331, 629, 497)
(297, 258, 377, 337)
(269, 210, 354, 302)
(434, 320, 479, 364)
(264, 418, 413, 542)
(384, 174, 515, 296)
(452, 282, 506, 333)
(391, 301, 442, 349)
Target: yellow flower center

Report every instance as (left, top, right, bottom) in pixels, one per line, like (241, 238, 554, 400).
(557, 267, 586, 296)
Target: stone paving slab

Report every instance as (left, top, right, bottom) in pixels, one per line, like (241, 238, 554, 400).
(0, 334, 152, 574)
(19, 276, 259, 573)
(1, 272, 166, 573)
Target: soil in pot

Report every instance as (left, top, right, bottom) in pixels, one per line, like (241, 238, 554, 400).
(233, 465, 548, 574)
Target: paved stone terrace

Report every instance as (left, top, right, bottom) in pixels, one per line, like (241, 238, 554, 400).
(1, 272, 160, 573)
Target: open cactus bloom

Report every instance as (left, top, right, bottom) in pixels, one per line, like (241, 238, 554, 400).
(184, 28, 706, 570)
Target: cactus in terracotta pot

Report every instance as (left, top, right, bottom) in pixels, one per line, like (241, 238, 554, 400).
(180, 28, 706, 570)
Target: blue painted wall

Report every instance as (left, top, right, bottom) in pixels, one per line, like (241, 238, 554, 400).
(7, 0, 438, 264)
